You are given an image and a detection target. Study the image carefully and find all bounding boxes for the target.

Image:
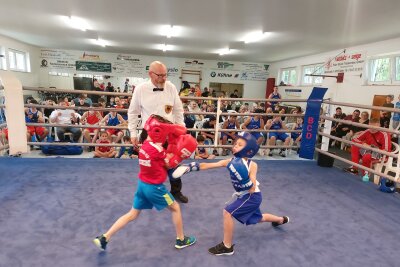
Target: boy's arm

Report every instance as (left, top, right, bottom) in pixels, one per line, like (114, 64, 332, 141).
(170, 158, 231, 179)
(248, 161, 258, 193)
(199, 158, 230, 170)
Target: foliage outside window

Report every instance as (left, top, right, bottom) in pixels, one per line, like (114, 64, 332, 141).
(302, 64, 324, 85)
(8, 49, 29, 72)
(280, 68, 297, 85)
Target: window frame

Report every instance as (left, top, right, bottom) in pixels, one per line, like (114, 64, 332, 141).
(8, 48, 30, 72)
(279, 67, 297, 86)
(301, 63, 324, 85)
(368, 56, 391, 84)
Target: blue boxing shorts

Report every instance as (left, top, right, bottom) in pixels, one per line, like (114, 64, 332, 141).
(269, 132, 289, 142)
(250, 132, 264, 140)
(133, 180, 174, 211)
(225, 192, 262, 225)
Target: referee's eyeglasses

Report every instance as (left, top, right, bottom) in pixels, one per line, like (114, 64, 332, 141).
(151, 71, 167, 78)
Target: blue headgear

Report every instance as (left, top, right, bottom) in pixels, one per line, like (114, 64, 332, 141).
(379, 177, 395, 193)
(233, 132, 259, 158)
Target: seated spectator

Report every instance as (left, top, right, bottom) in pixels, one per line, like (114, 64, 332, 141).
(114, 97, 128, 120)
(188, 101, 203, 121)
(330, 107, 346, 146)
(94, 131, 117, 158)
(345, 118, 392, 180)
(195, 135, 215, 159)
(286, 106, 302, 124)
(183, 105, 196, 137)
(331, 109, 360, 146)
(230, 89, 240, 98)
(345, 111, 370, 143)
(49, 99, 81, 142)
(25, 99, 49, 142)
(393, 94, 400, 132)
(220, 115, 240, 156)
(99, 111, 126, 143)
(80, 104, 103, 147)
(72, 94, 91, 116)
(291, 117, 304, 153)
(42, 97, 56, 118)
(200, 116, 218, 155)
(265, 112, 291, 157)
(116, 136, 138, 159)
(242, 109, 265, 146)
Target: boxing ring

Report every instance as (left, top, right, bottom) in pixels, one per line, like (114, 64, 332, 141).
(1, 73, 400, 266)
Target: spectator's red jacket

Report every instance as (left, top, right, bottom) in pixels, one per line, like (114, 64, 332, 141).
(353, 130, 391, 152)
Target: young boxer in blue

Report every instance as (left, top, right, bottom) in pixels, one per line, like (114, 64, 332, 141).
(171, 132, 289, 256)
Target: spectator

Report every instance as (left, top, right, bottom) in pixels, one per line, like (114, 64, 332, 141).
(242, 109, 265, 146)
(391, 94, 400, 131)
(331, 109, 360, 146)
(49, 99, 81, 142)
(80, 104, 103, 147)
(201, 87, 209, 97)
(116, 136, 138, 159)
(93, 131, 117, 158)
(380, 95, 394, 128)
(220, 115, 240, 156)
(267, 86, 282, 110)
(230, 89, 240, 98)
(195, 135, 216, 159)
(73, 94, 91, 116)
(265, 112, 291, 157)
(330, 107, 346, 146)
(345, 118, 392, 180)
(291, 117, 304, 153)
(100, 111, 126, 143)
(188, 101, 203, 121)
(183, 105, 196, 137)
(25, 99, 49, 142)
(123, 79, 129, 93)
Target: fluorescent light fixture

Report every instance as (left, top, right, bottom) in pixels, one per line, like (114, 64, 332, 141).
(161, 44, 168, 52)
(218, 48, 231, 56)
(160, 25, 182, 38)
(242, 31, 271, 43)
(91, 38, 108, 47)
(62, 16, 91, 31)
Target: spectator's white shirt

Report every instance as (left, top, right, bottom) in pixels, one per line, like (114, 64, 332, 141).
(49, 109, 80, 125)
(128, 80, 184, 137)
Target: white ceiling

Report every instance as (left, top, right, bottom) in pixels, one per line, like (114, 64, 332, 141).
(1, 0, 400, 63)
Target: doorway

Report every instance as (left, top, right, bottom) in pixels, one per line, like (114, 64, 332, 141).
(209, 83, 244, 97)
(372, 95, 388, 120)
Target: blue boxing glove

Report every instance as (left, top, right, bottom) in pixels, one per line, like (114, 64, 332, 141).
(169, 162, 200, 179)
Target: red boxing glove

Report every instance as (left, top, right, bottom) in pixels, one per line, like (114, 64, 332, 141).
(166, 124, 187, 154)
(166, 134, 198, 168)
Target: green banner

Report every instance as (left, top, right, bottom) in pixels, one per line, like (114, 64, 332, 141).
(76, 61, 112, 73)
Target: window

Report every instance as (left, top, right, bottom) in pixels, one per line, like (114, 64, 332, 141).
(280, 67, 297, 85)
(0, 46, 5, 70)
(395, 56, 400, 81)
(302, 64, 324, 85)
(8, 49, 30, 72)
(369, 57, 390, 83)
(49, 72, 70, 77)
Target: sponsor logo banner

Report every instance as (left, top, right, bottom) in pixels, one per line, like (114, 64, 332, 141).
(324, 51, 365, 74)
(76, 61, 111, 73)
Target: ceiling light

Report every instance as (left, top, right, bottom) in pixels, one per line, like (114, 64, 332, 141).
(161, 44, 168, 52)
(218, 48, 231, 56)
(63, 16, 91, 31)
(160, 25, 182, 38)
(242, 31, 271, 44)
(92, 38, 108, 47)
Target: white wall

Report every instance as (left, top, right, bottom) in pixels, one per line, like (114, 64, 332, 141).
(0, 35, 40, 88)
(269, 37, 400, 115)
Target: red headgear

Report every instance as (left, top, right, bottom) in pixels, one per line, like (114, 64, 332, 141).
(143, 115, 172, 143)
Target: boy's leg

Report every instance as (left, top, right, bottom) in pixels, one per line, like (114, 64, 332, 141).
(104, 208, 141, 241)
(222, 209, 234, 248)
(167, 201, 184, 240)
(260, 213, 285, 224)
(93, 208, 141, 251)
(168, 201, 196, 249)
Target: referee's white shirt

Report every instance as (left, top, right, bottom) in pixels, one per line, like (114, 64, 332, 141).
(127, 80, 184, 137)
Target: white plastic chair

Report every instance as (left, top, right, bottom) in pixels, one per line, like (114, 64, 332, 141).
(373, 142, 400, 184)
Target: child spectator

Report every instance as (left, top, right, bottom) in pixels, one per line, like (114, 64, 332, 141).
(93, 131, 116, 158)
(80, 104, 103, 147)
(100, 111, 126, 143)
(116, 136, 138, 159)
(195, 135, 216, 159)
